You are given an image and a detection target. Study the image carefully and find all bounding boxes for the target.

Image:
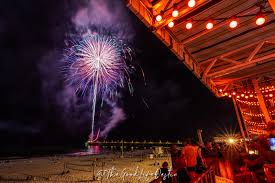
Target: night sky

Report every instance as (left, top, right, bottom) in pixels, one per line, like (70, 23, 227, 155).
(0, 0, 238, 149)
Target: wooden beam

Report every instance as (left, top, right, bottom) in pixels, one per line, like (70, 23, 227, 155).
(208, 53, 275, 78)
(152, 0, 170, 13)
(219, 57, 241, 65)
(246, 42, 265, 62)
(163, 0, 173, 11)
(237, 102, 250, 138)
(203, 59, 217, 78)
(215, 65, 275, 84)
(141, 0, 153, 8)
(266, 40, 275, 44)
(200, 36, 275, 65)
(252, 79, 272, 123)
(223, 83, 231, 91)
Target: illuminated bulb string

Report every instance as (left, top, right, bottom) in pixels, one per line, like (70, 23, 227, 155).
(242, 111, 264, 117)
(237, 99, 259, 106)
(155, 9, 272, 29)
(245, 120, 267, 128)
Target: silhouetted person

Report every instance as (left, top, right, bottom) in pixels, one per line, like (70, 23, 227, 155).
(170, 144, 179, 169)
(157, 161, 172, 183)
(175, 150, 190, 183)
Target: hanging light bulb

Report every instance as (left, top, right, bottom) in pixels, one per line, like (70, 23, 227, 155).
(206, 21, 214, 30)
(229, 95, 232, 98)
(186, 20, 193, 29)
(229, 18, 238, 28)
(232, 92, 236, 95)
(224, 92, 228, 96)
(172, 5, 179, 18)
(188, 0, 196, 8)
(172, 10, 179, 17)
(256, 13, 265, 26)
(168, 21, 174, 28)
(241, 94, 245, 97)
(250, 94, 254, 98)
(156, 14, 162, 22)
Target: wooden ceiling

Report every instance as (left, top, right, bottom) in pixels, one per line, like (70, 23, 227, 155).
(126, 0, 275, 97)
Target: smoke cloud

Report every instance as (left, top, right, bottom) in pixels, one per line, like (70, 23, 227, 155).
(101, 100, 126, 137)
(72, 0, 134, 40)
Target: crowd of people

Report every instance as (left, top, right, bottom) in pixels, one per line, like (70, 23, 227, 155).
(153, 139, 216, 183)
(153, 126, 275, 183)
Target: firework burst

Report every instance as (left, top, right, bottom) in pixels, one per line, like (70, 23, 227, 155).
(63, 32, 134, 140)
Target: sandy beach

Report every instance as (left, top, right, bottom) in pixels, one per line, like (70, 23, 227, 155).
(0, 150, 172, 183)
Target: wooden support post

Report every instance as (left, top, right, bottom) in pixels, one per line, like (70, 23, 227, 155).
(252, 79, 272, 123)
(238, 105, 250, 138)
(232, 98, 248, 152)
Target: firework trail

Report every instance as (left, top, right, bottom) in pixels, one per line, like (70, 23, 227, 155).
(63, 31, 133, 140)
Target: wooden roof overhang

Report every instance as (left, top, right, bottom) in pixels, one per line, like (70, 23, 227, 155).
(126, 0, 275, 97)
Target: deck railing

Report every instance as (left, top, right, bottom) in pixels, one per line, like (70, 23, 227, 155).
(193, 166, 216, 183)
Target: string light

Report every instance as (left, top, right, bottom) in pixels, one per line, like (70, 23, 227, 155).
(188, 0, 196, 8)
(186, 20, 193, 29)
(206, 21, 214, 30)
(229, 19, 238, 28)
(156, 14, 162, 22)
(269, 109, 275, 115)
(236, 99, 259, 106)
(221, 85, 274, 99)
(168, 21, 174, 28)
(172, 6, 179, 18)
(256, 13, 265, 26)
(248, 129, 266, 135)
(242, 112, 264, 117)
(246, 121, 267, 128)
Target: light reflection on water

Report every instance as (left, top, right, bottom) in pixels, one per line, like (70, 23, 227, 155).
(68, 145, 101, 156)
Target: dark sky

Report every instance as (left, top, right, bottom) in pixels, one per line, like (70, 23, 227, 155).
(0, 0, 238, 148)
